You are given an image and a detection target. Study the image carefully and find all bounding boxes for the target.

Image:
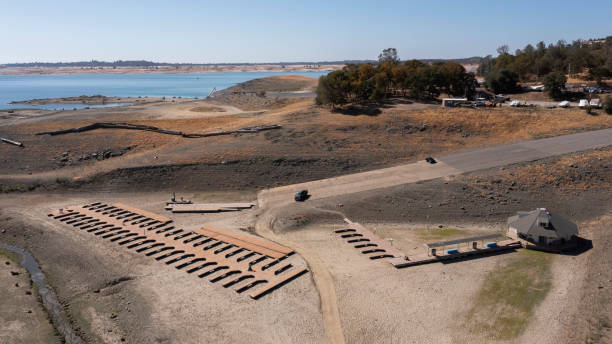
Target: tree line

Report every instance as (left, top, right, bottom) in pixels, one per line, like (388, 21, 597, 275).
(316, 48, 477, 106)
(478, 37, 612, 95)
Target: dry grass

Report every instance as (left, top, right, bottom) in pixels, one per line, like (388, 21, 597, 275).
(467, 249, 554, 340)
(414, 227, 476, 241)
(225, 75, 318, 93)
(463, 148, 612, 195)
(419, 107, 612, 142)
(189, 106, 226, 113)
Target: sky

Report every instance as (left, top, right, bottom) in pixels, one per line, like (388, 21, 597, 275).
(1, 0, 610, 64)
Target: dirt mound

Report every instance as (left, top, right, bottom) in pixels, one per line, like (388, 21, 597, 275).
(223, 75, 318, 93)
(261, 203, 345, 234)
(189, 106, 226, 113)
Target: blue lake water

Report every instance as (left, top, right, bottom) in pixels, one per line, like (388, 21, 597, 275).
(0, 71, 328, 110)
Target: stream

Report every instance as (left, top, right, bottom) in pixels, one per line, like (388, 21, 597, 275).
(0, 242, 84, 344)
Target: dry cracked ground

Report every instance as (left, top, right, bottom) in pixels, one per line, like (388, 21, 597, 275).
(0, 76, 610, 344)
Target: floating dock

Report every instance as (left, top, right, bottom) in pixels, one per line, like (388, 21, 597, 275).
(388, 239, 521, 268)
(49, 202, 306, 299)
(165, 202, 256, 213)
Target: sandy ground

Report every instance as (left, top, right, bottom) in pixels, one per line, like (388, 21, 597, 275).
(0, 247, 60, 344)
(0, 192, 325, 344)
(283, 221, 505, 344)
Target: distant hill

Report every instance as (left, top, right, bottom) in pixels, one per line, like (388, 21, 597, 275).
(0, 57, 483, 68)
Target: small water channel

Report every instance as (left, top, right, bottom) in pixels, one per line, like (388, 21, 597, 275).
(0, 242, 84, 344)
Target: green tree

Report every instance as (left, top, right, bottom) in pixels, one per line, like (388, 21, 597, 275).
(378, 48, 400, 64)
(542, 72, 567, 99)
(477, 55, 495, 76)
(438, 62, 472, 97)
(315, 70, 350, 107)
(603, 97, 612, 114)
(485, 69, 520, 94)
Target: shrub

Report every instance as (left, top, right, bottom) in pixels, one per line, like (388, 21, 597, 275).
(542, 72, 567, 100)
(603, 97, 612, 114)
(485, 69, 520, 94)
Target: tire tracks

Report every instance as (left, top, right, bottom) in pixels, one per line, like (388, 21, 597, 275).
(254, 207, 345, 344)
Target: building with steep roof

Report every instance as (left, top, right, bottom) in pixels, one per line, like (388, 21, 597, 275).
(507, 208, 578, 247)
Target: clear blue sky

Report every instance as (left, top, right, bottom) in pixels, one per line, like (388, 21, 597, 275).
(1, 0, 610, 63)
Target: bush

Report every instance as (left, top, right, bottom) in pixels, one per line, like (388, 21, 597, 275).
(315, 71, 350, 106)
(604, 97, 612, 114)
(485, 69, 520, 94)
(542, 72, 567, 100)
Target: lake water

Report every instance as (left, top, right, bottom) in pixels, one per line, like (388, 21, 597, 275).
(0, 71, 328, 110)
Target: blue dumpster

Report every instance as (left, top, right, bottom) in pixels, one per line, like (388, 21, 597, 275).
(445, 248, 459, 254)
(485, 242, 498, 248)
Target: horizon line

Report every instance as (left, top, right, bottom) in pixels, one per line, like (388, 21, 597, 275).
(0, 56, 484, 66)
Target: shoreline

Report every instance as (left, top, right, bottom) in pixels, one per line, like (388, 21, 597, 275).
(0, 64, 343, 76)
(9, 95, 166, 106)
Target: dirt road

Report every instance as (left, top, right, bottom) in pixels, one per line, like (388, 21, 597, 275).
(255, 208, 346, 344)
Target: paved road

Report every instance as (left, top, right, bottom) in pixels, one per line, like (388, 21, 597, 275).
(258, 128, 612, 208)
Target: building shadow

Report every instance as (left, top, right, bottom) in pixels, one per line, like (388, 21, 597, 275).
(559, 237, 593, 256)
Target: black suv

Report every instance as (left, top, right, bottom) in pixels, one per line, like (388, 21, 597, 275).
(294, 190, 309, 202)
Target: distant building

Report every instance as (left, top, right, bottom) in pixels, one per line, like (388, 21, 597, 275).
(507, 208, 578, 248)
(442, 98, 467, 107)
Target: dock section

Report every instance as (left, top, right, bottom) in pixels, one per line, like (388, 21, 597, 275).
(388, 239, 521, 268)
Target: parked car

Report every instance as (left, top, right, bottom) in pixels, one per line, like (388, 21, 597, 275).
(578, 99, 589, 108)
(294, 189, 309, 202)
(558, 100, 570, 108)
(509, 100, 521, 107)
(495, 94, 510, 102)
(425, 157, 437, 164)
(590, 99, 601, 108)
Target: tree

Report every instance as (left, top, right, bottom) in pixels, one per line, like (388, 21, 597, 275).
(477, 55, 495, 76)
(497, 45, 509, 55)
(378, 48, 399, 64)
(315, 70, 350, 107)
(485, 69, 520, 94)
(542, 72, 567, 99)
(438, 62, 476, 97)
(603, 97, 612, 115)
